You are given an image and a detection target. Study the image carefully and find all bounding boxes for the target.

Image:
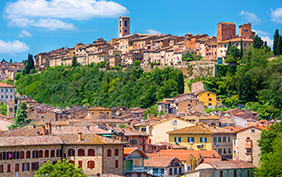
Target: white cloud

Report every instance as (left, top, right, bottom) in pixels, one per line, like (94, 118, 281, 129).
(0, 40, 30, 54)
(146, 29, 161, 34)
(239, 10, 261, 24)
(253, 29, 274, 47)
(270, 7, 282, 24)
(19, 30, 32, 38)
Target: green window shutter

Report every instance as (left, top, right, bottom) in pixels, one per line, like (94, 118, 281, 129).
(205, 137, 207, 143)
(191, 137, 194, 143)
(228, 137, 231, 142)
(174, 137, 177, 142)
(213, 137, 217, 143)
(200, 137, 202, 143)
(187, 137, 190, 142)
(179, 137, 181, 142)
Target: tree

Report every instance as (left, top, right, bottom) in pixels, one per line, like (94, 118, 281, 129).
(226, 41, 232, 55)
(273, 29, 280, 55)
(15, 73, 21, 80)
(133, 60, 141, 68)
(177, 70, 184, 94)
(35, 159, 87, 177)
(253, 35, 264, 49)
(240, 37, 243, 60)
(8, 102, 31, 129)
(225, 46, 240, 64)
(182, 52, 194, 61)
(255, 122, 282, 176)
(279, 35, 282, 55)
(10, 59, 12, 64)
(72, 55, 77, 67)
(22, 54, 34, 74)
(0, 102, 7, 116)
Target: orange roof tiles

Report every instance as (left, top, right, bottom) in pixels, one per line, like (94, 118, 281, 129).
(145, 156, 182, 167)
(124, 147, 148, 159)
(0, 82, 15, 88)
(167, 125, 213, 134)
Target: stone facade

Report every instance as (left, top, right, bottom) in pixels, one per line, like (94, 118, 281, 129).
(217, 22, 236, 42)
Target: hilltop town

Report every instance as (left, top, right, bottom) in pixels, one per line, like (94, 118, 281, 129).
(0, 15, 281, 177)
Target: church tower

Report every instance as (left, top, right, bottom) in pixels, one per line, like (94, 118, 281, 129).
(118, 16, 130, 38)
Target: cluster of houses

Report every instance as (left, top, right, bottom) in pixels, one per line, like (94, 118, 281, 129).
(34, 17, 255, 70)
(0, 81, 278, 177)
(0, 60, 25, 81)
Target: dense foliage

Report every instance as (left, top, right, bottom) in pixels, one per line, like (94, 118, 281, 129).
(254, 122, 282, 176)
(22, 54, 34, 74)
(8, 102, 31, 130)
(16, 64, 184, 108)
(35, 159, 87, 177)
(194, 45, 282, 120)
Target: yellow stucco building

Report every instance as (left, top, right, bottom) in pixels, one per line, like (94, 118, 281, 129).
(166, 124, 213, 150)
(195, 91, 217, 107)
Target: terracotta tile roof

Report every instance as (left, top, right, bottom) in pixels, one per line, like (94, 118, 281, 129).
(150, 117, 190, 127)
(230, 160, 256, 169)
(235, 125, 267, 133)
(58, 134, 122, 145)
(0, 126, 41, 137)
(205, 160, 255, 170)
(52, 125, 109, 135)
(0, 82, 15, 88)
(124, 147, 148, 159)
(111, 127, 148, 136)
(166, 125, 213, 134)
(217, 38, 253, 44)
(205, 125, 235, 133)
(145, 156, 181, 167)
(0, 135, 63, 147)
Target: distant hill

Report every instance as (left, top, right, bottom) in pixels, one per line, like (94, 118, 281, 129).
(15, 65, 184, 108)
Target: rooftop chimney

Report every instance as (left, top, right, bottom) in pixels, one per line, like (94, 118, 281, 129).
(42, 125, 46, 135)
(78, 132, 82, 141)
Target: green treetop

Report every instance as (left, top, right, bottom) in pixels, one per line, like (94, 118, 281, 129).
(8, 102, 31, 130)
(273, 29, 280, 55)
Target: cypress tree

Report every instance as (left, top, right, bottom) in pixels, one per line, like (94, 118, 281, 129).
(226, 41, 232, 56)
(279, 36, 282, 55)
(72, 55, 77, 67)
(253, 35, 263, 49)
(273, 29, 280, 55)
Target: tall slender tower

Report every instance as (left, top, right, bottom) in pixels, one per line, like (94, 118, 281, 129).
(118, 16, 130, 38)
(7, 101, 15, 118)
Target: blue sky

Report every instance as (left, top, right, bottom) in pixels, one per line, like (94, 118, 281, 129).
(0, 0, 281, 62)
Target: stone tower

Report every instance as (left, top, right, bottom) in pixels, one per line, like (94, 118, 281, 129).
(118, 16, 130, 38)
(7, 101, 15, 118)
(239, 23, 252, 38)
(217, 22, 236, 42)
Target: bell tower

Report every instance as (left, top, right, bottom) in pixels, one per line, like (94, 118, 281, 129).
(7, 101, 15, 118)
(118, 16, 130, 38)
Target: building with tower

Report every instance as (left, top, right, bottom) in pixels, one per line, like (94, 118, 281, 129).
(239, 23, 252, 38)
(217, 22, 236, 42)
(0, 83, 15, 118)
(118, 16, 130, 38)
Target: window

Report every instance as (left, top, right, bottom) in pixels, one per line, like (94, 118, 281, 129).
(187, 137, 194, 143)
(234, 138, 236, 145)
(169, 168, 173, 175)
(0, 165, 3, 173)
(32, 150, 38, 158)
(26, 151, 31, 158)
(172, 120, 177, 126)
(200, 137, 207, 143)
(224, 44, 227, 48)
(15, 163, 19, 172)
(213, 137, 217, 143)
(124, 20, 127, 27)
(45, 150, 49, 157)
(88, 149, 95, 156)
(114, 149, 119, 156)
(56, 150, 61, 157)
(10, 89, 12, 92)
(7, 164, 11, 172)
(220, 171, 223, 177)
(179, 167, 182, 174)
(244, 43, 246, 47)
(174, 137, 181, 143)
(224, 148, 226, 154)
(249, 43, 251, 46)
(107, 149, 112, 157)
(236, 43, 239, 46)
(218, 137, 222, 142)
(228, 137, 231, 142)
(78, 161, 82, 169)
(188, 104, 191, 107)
(22, 163, 30, 171)
(69, 160, 75, 165)
(228, 148, 231, 154)
(87, 161, 95, 169)
(20, 151, 24, 159)
(10, 95, 12, 99)
(6, 95, 8, 99)
(228, 31, 231, 34)
(6, 89, 8, 92)
(38, 150, 43, 158)
(218, 149, 222, 154)
(51, 150, 55, 157)
(115, 160, 119, 168)
(221, 45, 223, 48)
(31, 162, 39, 171)
(234, 170, 238, 177)
(125, 29, 127, 33)
(78, 149, 85, 156)
(223, 137, 226, 142)
(68, 149, 75, 156)
(251, 129, 255, 133)
(208, 103, 212, 106)
(187, 165, 191, 171)
(209, 98, 212, 101)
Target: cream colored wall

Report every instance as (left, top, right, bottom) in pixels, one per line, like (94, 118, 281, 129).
(151, 119, 195, 144)
(168, 133, 212, 150)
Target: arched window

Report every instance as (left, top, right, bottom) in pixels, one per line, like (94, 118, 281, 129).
(87, 161, 95, 169)
(38, 150, 43, 158)
(7, 152, 13, 159)
(26, 151, 31, 158)
(78, 149, 85, 156)
(114, 149, 119, 156)
(19, 151, 24, 159)
(32, 150, 38, 158)
(14, 151, 19, 159)
(45, 150, 49, 158)
(57, 150, 61, 157)
(68, 149, 75, 156)
(51, 150, 55, 157)
(107, 149, 111, 157)
(88, 149, 95, 156)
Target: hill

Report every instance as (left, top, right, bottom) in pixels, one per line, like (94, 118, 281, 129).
(15, 64, 184, 109)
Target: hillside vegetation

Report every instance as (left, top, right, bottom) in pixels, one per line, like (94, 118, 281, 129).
(16, 64, 184, 108)
(194, 46, 282, 120)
